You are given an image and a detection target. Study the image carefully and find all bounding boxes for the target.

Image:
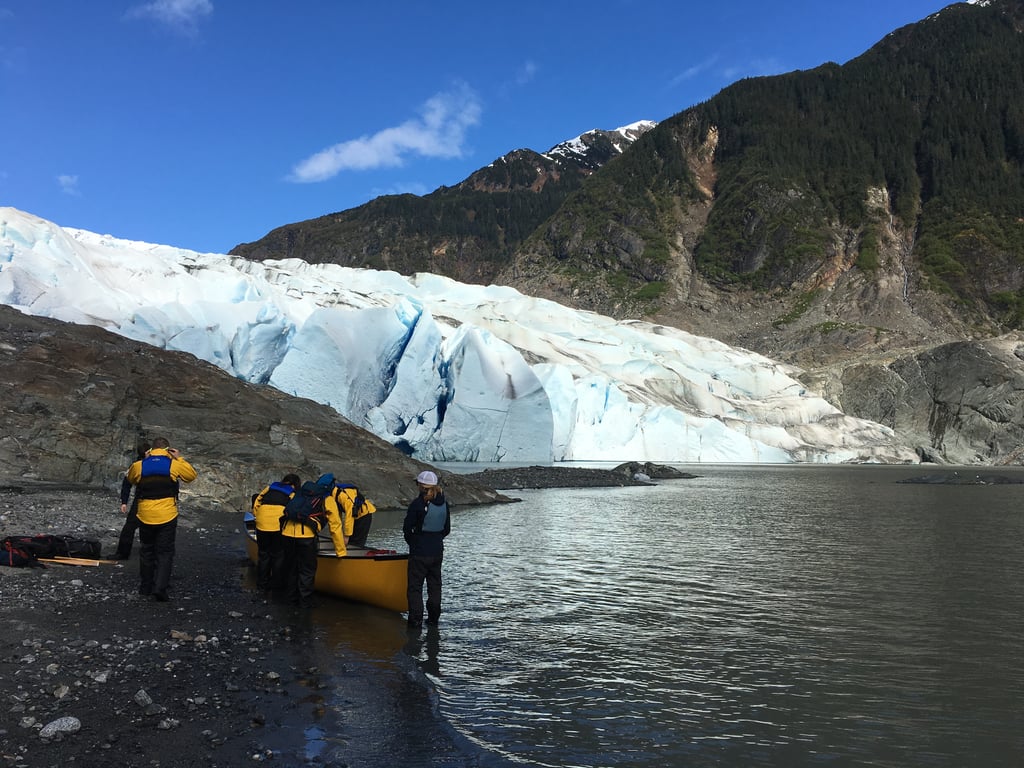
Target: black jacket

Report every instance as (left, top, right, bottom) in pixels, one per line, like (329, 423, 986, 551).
(403, 492, 451, 557)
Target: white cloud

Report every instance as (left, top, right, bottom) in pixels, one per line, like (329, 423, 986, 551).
(57, 174, 80, 196)
(515, 60, 538, 86)
(671, 54, 788, 90)
(0, 9, 17, 71)
(669, 55, 719, 87)
(125, 0, 213, 34)
(288, 83, 482, 184)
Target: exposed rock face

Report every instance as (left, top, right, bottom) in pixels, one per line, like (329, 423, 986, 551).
(824, 334, 1024, 465)
(0, 305, 509, 511)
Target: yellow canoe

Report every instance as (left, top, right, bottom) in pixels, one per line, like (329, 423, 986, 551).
(245, 530, 409, 613)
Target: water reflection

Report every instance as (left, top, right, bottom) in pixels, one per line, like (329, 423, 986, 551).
(374, 464, 1024, 767)
(312, 601, 409, 663)
(262, 465, 1024, 767)
(404, 625, 442, 679)
(303, 724, 327, 761)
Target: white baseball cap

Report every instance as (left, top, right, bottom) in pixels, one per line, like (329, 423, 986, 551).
(416, 470, 439, 486)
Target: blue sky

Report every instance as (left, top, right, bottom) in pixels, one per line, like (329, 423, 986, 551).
(1, 0, 962, 254)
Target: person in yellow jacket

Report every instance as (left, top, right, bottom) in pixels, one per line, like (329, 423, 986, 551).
(333, 482, 376, 548)
(126, 436, 198, 602)
(280, 473, 351, 608)
(251, 473, 300, 591)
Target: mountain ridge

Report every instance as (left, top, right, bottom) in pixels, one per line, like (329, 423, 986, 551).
(229, 121, 658, 285)
(229, 0, 1024, 463)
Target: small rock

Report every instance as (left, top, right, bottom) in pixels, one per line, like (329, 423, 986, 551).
(133, 689, 153, 707)
(39, 716, 81, 738)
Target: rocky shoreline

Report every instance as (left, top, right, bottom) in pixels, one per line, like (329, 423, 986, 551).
(0, 465, 693, 766)
(0, 487, 462, 768)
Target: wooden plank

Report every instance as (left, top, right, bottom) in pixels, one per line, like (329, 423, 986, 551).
(37, 557, 116, 566)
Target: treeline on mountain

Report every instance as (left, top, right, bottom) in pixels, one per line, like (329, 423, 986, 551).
(537, 0, 1024, 311)
(231, 149, 590, 282)
(235, 0, 1024, 328)
(522, 124, 701, 304)
(684, 0, 1024, 308)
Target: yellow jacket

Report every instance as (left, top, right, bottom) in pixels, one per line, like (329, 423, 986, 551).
(333, 486, 375, 521)
(126, 448, 198, 525)
(252, 482, 295, 532)
(281, 493, 350, 556)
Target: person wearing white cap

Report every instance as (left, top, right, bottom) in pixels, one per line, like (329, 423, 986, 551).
(403, 470, 451, 629)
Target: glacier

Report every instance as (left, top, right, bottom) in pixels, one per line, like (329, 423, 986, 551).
(0, 206, 917, 464)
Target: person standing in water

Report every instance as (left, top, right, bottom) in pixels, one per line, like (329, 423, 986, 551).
(403, 470, 451, 629)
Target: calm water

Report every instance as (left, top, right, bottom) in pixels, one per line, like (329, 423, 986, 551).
(304, 464, 1024, 767)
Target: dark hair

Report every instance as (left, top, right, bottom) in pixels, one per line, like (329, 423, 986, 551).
(283, 473, 301, 487)
(151, 436, 170, 449)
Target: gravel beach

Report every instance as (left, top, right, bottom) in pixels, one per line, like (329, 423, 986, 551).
(0, 485, 465, 768)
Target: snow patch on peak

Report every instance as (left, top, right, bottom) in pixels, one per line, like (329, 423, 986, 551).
(542, 120, 656, 164)
(616, 120, 658, 138)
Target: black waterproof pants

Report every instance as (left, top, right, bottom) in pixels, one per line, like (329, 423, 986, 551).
(282, 535, 318, 607)
(255, 529, 284, 590)
(407, 554, 443, 624)
(115, 499, 140, 558)
(349, 514, 372, 548)
(138, 517, 177, 598)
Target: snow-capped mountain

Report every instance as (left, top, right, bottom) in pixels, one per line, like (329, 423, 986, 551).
(543, 120, 658, 168)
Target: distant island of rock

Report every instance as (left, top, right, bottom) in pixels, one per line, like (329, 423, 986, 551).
(460, 462, 697, 490)
(897, 473, 1024, 485)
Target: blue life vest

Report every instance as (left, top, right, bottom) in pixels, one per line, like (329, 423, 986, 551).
(422, 500, 448, 532)
(259, 481, 295, 507)
(137, 454, 178, 500)
(141, 454, 172, 477)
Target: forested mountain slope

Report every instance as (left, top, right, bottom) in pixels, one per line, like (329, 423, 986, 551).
(232, 0, 1024, 463)
(230, 123, 655, 285)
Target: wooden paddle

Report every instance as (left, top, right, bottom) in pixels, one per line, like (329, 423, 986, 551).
(38, 557, 119, 566)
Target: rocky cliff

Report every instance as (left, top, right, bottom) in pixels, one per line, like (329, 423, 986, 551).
(0, 305, 509, 510)
(820, 334, 1024, 465)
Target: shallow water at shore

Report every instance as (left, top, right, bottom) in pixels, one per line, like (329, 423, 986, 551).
(352, 463, 1024, 767)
